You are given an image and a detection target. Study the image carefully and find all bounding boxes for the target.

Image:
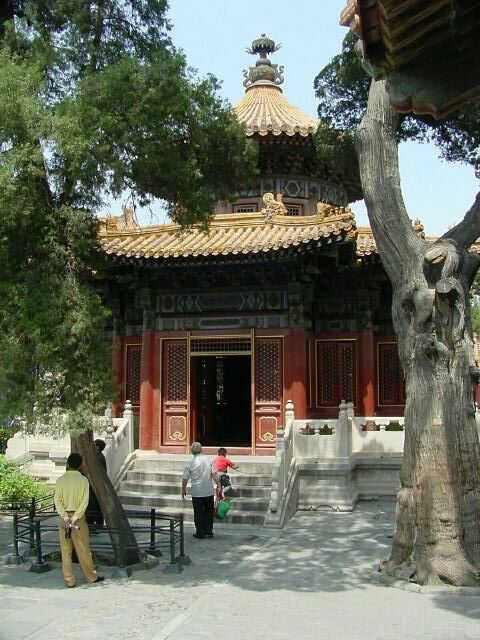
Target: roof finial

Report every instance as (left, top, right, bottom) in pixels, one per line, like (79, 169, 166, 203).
(243, 34, 284, 88)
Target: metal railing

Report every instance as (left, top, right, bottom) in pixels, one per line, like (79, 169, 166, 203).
(10, 508, 188, 573)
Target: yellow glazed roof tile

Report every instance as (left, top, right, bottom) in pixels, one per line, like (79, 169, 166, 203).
(99, 208, 357, 261)
(234, 84, 318, 137)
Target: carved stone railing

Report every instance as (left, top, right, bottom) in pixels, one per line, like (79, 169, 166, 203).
(265, 400, 298, 527)
(351, 416, 405, 455)
(5, 402, 136, 487)
(293, 401, 354, 460)
(103, 400, 135, 487)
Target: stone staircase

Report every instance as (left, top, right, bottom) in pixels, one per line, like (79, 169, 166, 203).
(118, 453, 274, 526)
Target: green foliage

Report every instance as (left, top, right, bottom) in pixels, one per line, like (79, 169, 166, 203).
(471, 302, 480, 335)
(0, 455, 50, 507)
(0, 1, 257, 431)
(0, 428, 11, 453)
(314, 32, 480, 177)
(385, 422, 404, 432)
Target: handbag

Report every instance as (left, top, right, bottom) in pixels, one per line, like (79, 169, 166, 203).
(215, 499, 231, 520)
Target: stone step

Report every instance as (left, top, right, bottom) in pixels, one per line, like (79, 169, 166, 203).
(121, 503, 266, 526)
(120, 479, 271, 499)
(118, 491, 269, 513)
(125, 469, 272, 487)
(133, 453, 275, 476)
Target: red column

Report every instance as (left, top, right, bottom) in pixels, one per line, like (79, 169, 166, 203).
(284, 328, 308, 419)
(150, 333, 161, 450)
(359, 330, 376, 416)
(139, 310, 155, 450)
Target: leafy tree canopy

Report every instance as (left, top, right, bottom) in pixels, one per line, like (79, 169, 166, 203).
(314, 32, 480, 177)
(0, 0, 257, 429)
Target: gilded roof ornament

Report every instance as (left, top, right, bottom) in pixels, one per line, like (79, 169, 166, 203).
(235, 35, 318, 137)
(243, 34, 284, 88)
(261, 192, 287, 222)
(100, 206, 139, 232)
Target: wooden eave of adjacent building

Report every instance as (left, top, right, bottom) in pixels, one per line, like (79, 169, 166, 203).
(98, 209, 357, 265)
(340, 0, 480, 118)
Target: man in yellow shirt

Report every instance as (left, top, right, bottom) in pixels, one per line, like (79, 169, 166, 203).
(54, 452, 104, 587)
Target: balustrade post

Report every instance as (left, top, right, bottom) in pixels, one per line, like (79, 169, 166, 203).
(123, 400, 134, 453)
(337, 400, 350, 458)
(346, 401, 355, 456)
(284, 399, 295, 427)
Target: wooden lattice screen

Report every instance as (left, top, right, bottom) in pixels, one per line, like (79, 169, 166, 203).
(255, 339, 282, 403)
(165, 342, 188, 402)
(316, 340, 356, 407)
(125, 344, 141, 406)
(378, 343, 405, 406)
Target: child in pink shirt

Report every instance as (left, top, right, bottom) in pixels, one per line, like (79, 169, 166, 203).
(213, 448, 239, 498)
(213, 447, 239, 474)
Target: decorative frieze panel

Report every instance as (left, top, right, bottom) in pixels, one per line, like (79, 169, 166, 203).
(238, 176, 348, 206)
(157, 290, 287, 315)
(156, 314, 287, 331)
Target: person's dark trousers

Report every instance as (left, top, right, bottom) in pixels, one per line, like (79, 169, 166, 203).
(191, 495, 214, 536)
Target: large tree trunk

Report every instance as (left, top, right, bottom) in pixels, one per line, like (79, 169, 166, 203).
(355, 79, 480, 586)
(71, 431, 141, 566)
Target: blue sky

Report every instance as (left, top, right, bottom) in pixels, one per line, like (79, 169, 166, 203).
(115, 0, 479, 236)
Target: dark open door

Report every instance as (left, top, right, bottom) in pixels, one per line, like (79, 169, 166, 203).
(193, 355, 251, 446)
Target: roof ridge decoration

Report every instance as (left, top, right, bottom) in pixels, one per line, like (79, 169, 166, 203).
(235, 34, 318, 137)
(261, 192, 287, 222)
(100, 206, 139, 232)
(243, 34, 284, 88)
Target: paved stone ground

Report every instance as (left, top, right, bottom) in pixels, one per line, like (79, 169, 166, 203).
(1, 502, 479, 640)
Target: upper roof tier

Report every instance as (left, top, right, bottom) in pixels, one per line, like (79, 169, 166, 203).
(234, 34, 318, 137)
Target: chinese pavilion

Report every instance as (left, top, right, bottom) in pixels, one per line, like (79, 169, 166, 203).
(99, 35, 405, 456)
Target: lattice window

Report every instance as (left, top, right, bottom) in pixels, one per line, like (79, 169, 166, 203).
(338, 342, 356, 403)
(125, 345, 141, 406)
(233, 203, 258, 213)
(316, 342, 336, 405)
(316, 341, 356, 406)
(286, 204, 303, 216)
(165, 342, 188, 402)
(190, 337, 251, 354)
(378, 343, 405, 405)
(255, 339, 282, 402)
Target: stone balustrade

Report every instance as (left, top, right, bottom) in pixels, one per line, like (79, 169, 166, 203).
(5, 402, 135, 487)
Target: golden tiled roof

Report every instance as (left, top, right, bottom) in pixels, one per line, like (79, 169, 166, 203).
(234, 83, 318, 137)
(355, 220, 427, 257)
(355, 227, 378, 258)
(99, 205, 356, 261)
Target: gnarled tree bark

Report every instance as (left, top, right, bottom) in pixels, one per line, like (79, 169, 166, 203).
(355, 79, 480, 586)
(71, 431, 141, 566)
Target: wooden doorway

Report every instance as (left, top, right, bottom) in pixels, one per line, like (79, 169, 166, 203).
(192, 355, 251, 447)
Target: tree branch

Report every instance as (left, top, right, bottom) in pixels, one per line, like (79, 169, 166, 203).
(441, 191, 480, 249)
(355, 79, 424, 285)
